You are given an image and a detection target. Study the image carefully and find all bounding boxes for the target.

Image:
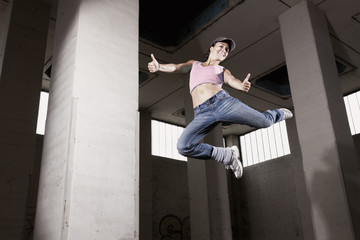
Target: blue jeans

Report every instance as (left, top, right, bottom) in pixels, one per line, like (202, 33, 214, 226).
(177, 90, 284, 162)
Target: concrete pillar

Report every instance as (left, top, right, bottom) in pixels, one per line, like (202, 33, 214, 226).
(0, 0, 49, 239)
(224, 135, 248, 239)
(184, 87, 232, 240)
(279, 1, 360, 239)
(285, 118, 316, 240)
(33, 0, 139, 239)
(0, 0, 12, 74)
(139, 111, 152, 239)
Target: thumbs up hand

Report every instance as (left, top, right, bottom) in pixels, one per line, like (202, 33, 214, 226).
(148, 54, 160, 73)
(241, 73, 251, 93)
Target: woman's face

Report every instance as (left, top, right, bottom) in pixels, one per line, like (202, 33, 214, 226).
(210, 42, 230, 61)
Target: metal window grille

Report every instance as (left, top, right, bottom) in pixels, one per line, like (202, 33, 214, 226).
(344, 91, 360, 135)
(36, 91, 49, 135)
(151, 120, 187, 161)
(240, 120, 291, 167)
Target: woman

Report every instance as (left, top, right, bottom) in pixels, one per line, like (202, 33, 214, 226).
(148, 37, 293, 178)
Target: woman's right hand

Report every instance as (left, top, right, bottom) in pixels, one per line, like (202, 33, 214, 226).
(148, 54, 160, 73)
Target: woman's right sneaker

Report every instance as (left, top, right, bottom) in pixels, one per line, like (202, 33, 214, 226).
(226, 146, 243, 179)
(279, 108, 293, 120)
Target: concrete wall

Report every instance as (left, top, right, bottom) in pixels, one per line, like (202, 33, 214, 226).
(232, 155, 303, 240)
(151, 157, 190, 240)
(23, 135, 44, 239)
(147, 133, 360, 240)
(16, 130, 360, 239)
(353, 134, 360, 164)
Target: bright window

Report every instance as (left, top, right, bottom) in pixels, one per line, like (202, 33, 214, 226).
(151, 120, 186, 161)
(240, 120, 290, 167)
(344, 91, 360, 135)
(36, 91, 49, 135)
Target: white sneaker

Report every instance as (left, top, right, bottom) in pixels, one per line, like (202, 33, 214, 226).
(225, 146, 243, 179)
(279, 108, 293, 120)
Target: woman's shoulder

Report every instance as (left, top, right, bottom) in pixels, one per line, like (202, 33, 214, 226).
(186, 60, 199, 69)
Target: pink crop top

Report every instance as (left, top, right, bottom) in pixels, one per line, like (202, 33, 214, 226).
(189, 61, 224, 93)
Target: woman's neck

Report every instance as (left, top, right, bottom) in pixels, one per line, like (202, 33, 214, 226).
(204, 58, 220, 66)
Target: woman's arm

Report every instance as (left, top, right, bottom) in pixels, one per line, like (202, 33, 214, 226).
(148, 54, 194, 73)
(224, 69, 251, 93)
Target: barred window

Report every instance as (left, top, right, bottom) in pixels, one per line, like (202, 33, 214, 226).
(36, 91, 49, 135)
(344, 91, 360, 135)
(151, 120, 186, 161)
(240, 121, 290, 167)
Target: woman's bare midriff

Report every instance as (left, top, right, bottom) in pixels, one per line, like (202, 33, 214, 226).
(191, 83, 223, 108)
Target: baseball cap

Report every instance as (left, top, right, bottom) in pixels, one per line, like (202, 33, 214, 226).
(210, 37, 236, 51)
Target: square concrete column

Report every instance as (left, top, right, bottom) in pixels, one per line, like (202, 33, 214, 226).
(285, 118, 316, 240)
(33, 0, 139, 239)
(0, 0, 12, 74)
(0, 0, 49, 239)
(279, 1, 360, 239)
(184, 85, 232, 240)
(139, 110, 153, 239)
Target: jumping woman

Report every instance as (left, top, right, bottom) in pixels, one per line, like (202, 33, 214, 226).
(148, 37, 293, 178)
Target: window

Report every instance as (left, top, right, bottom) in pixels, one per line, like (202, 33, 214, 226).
(239, 89, 360, 167)
(151, 120, 187, 161)
(240, 121, 290, 167)
(344, 91, 360, 135)
(36, 91, 49, 135)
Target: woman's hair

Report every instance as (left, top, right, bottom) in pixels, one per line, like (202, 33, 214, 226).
(203, 41, 217, 60)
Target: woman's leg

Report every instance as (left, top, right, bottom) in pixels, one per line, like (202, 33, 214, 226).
(177, 116, 235, 165)
(177, 90, 291, 178)
(177, 94, 237, 165)
(216, 94, 285, 128)
(177, 110, 217, 160)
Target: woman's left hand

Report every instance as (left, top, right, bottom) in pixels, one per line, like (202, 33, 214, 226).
(224, 70, 251, 93)
(241, 73, 251, 92)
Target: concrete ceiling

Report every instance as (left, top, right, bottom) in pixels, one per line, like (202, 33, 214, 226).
(138, 0, 360, 136)
(40, 0, 360, 136)
(139, 0, 229, 49)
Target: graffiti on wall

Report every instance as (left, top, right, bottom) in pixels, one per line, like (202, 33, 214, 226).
(159, 215, 190, 240)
